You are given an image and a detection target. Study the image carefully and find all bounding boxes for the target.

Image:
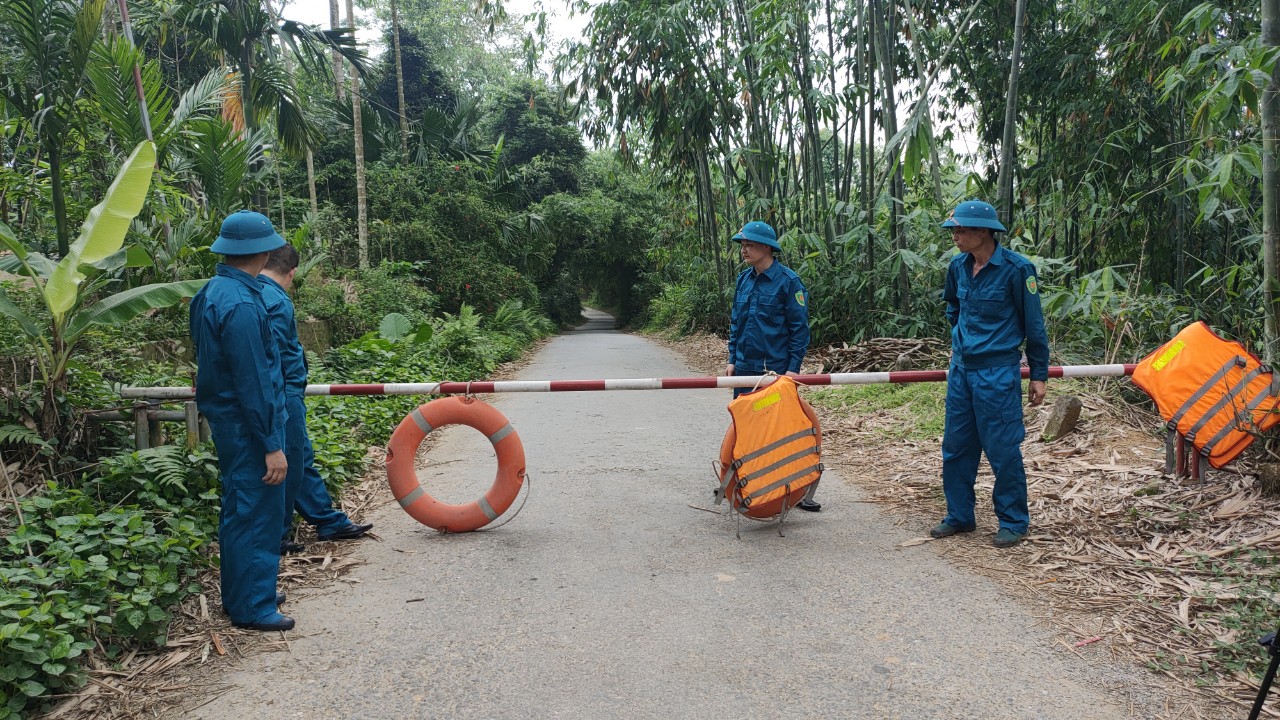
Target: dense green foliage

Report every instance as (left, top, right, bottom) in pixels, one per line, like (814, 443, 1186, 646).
(559, 0, 1279, 364)
(2, 0, 1280, 713)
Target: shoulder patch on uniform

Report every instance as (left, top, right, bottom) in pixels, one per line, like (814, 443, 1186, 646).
(1026, 276, 1038, 295)
(795, 290, 806, 306)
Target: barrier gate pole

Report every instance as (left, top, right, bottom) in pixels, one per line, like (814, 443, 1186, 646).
(121, 364, 1137, 400)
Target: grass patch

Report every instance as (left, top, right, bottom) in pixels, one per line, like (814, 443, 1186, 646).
(807, 381, 947, 440)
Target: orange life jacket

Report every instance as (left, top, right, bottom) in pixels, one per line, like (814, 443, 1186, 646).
(715, 376, 823, 519)
(1132, 321, 1280, 468)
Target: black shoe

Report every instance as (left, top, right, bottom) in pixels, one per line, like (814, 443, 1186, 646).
(317, 521, 373, 541)
(280, 541, 306, 555)
(796, 499, 821, 512)
(232, 612, 295, 632)
(930, 521, 976, 539)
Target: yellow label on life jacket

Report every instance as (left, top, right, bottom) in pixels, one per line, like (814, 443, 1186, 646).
(752, 393, 781, 412)
(1133, 322, 1280, 469)
(723, 377, 822, 517)
(1150, 339, 1185, 372)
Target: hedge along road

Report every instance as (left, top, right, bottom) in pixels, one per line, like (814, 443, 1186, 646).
(185, 309, 1144, 720)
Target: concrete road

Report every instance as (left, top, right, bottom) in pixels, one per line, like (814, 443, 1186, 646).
(184, 309, 1140, 720)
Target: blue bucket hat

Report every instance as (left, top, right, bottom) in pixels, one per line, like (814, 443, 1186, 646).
(940, 200, 1006, 233)
(731, 221, 781, 251)
(211, 210, 286, 255)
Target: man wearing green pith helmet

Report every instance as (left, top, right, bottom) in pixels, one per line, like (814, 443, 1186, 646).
(725, 220, 819, 512)
(930, 200, 1049, 549)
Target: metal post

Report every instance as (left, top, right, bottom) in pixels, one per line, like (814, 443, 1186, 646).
(1175, 435, 1187, 478)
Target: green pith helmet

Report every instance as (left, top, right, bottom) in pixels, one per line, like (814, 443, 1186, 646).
(940, 200, 1006, 233)
(211, 210, 286, 255)
(731, 221, 781, 251)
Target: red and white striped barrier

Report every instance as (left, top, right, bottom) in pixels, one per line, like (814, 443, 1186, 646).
(120, 364, 1136, 400)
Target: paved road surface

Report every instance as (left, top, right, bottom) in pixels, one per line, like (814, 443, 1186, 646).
(184, 309, 1142, 720)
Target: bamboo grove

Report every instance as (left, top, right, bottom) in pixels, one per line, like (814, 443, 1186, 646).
(557, 0, 1279, 361)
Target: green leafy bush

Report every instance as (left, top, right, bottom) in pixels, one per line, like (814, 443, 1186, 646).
(295, 262, 439, 345)
(0, 454, 218, 717)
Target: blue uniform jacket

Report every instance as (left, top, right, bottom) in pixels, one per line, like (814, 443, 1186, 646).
(189, 264, 287, 452)
(728, 261, 811, 374)
(943, 244, 1050, 381)
(260, 276, 308, 398)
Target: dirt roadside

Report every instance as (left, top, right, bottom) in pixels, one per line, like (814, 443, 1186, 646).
(656, 330, 1280, 720)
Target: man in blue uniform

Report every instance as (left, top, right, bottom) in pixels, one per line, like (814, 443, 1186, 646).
(190, 210, 293, 631)
(930, 200, 1049, 548)
(260, 245, 373, 553)
(725, 220, 820, 511)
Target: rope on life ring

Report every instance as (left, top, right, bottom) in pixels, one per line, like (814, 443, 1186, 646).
(385, 396, 527, 533)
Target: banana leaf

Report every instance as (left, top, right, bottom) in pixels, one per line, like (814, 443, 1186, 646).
(45, 141, 156, 320)
(64, 278, 206, 340)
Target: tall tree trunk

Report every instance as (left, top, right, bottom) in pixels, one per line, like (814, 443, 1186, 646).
(1263, 0, 1280, 359)
(872, 0, 908, 315)
(347, 0, 369, 268)
(903, 0, 943, 207)
(862, 2, 875, 307)
(1175, 107, 1187, 292)
(114, 0, 174, 262)
(796, 7, 836, 249)
(48, 142, 69, 256)
(331, 0, 345, 102)
(391, 0, 409, 158)
(306, 149, 319, 214)
(997, 0, 1028, 226)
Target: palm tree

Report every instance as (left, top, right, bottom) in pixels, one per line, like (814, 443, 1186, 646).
(0, 0, 108, 256)
(174, 0, 368, 156)
(347, 0, 370, 268)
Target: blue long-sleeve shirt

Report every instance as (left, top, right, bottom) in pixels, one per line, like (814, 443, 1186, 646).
(189, 264, 287, 452)
(728, 261, 811, 374)
(259, 275, 308, 398)
(943, 244, 1050, 381)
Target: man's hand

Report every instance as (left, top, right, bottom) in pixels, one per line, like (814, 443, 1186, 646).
(785, 371, 800, 377)
(726, 364, 735, 376)
(263, 450, 287, 485)
(1028, 380, 1047, 407)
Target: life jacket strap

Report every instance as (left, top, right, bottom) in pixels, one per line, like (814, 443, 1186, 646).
(1167, 356, 1245, 431)
(733, 427, 817, 468)
(1186, 364, 1266, 443)
(1201, 385, 1280, 456)
(745, 461, 824, 502)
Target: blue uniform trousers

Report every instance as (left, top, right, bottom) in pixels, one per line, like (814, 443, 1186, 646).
(941, 364, 1029, 534)
(731, 364, 767, 399)
(211, 429, 286, 624)
(281, 396, 351, 539)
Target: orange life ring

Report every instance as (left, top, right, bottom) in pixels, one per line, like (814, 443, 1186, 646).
(385, 396, 526, 532)
(718, 395, 822, 518)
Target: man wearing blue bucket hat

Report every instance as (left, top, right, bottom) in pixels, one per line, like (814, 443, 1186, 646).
(259, 244, 373, 554)
(930, 200, 1049, 548)
(726, 220, 820, 511)
(189, 210, 294, 631)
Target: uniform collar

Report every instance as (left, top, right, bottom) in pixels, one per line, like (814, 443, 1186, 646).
(215, 263, 264, 293)
(964, 242, 1006, 268)
(754, 260, 783, 280)
(989, 243, 1007, 265)
(259, 274, 285, 293)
